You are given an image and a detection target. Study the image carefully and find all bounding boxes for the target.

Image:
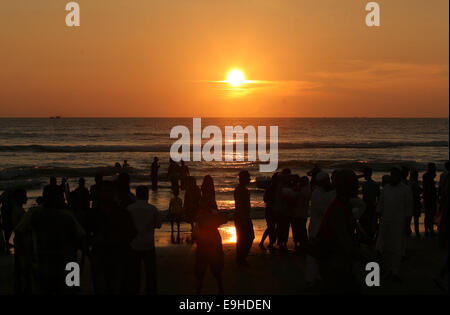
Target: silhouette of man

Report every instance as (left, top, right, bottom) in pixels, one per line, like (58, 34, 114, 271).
(234, 170, 254, 266)
(31, 184, 85, 294)
(151, 157, 160, 191)
(360, 167, 380, 239)
(127, 185, 161, 295)
(317, 169, 360, 294)
(423, 163, 438, 236)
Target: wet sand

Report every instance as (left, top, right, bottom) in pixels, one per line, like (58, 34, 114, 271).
(0, 218, 447, 295)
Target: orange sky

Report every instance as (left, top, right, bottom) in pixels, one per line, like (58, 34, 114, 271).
(0, 0, 448, 117)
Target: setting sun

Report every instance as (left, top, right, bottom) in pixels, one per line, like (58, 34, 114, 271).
(226, 69, 245, 86)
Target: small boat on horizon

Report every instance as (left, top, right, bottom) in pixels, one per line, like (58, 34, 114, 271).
(49, 116, 61, 119)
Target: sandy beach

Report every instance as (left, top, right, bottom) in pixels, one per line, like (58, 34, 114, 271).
(0, 219, 446, 295)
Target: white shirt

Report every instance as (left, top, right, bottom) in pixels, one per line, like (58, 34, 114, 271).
(127, 200, 161, 251)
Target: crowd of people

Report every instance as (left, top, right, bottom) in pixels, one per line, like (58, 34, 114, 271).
(0, 157, 448, 294)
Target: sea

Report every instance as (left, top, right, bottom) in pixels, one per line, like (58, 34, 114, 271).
(0, 118, 448, 215)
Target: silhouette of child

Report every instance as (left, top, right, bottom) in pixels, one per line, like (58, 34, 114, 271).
(169, 190, 183, 242)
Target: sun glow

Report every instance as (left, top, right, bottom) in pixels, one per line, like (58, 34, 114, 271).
(226, 69, 246, 86)
(219, 225, 237, 243)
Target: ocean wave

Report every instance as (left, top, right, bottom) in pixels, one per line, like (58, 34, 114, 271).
(0, 166, 124, 181)
(0, 140, 447, 153)
(0, 144, 169, 153)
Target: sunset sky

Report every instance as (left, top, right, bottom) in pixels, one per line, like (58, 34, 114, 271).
(0, 0, 448, 117)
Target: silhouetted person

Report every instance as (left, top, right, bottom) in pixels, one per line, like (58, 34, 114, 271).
(0, 189, 14, 253)
(60, 177, 70, 204)
(316, 169, 360, 294)
(438, 161, 449, 216)
(43, 176, 65, 209)
(180, 160, 190, 191)
(381, 175, 391, 187)
(409, 170, 423, 238)
(276, 168, 293, 251)
(168, 158, 180, 194)
(401, 166, 410, 185)
(200, 175, 218, 214)
(169, 190, 183, 243)
(31, 184, 85, 294)
(234, 170, 254, 266)
(11, 188, 28, 294)
(376, 167, 413, 281)
(114, 162, 122, 168)
(183, 176, 201, 231)
(400, 166, 414, 236)
(307, 165, 322, 191)
(90, 174, 103, 211)
(151, 157, 160, 191)
(423, 163, 438, 236)
(127, 185, 161, 295)
(194, 179, 227, 295)
(360, 167, 380, 239)
(306, 171, 335, 287)
(123, 160, 130, 168)
(73, 178, 90, 229)
(116, 172, 136, 209)
(434, 173, 449, 292)
(89, 180, 136, 294)
(292, 176, 310, 251)
(259, 173, 279, 251)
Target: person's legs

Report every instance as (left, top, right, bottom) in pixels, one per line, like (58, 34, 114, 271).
(298, 218, 308, 249)
(277, 215, 289, 249)
(413, 213, 420, 237)
(13, 253, 23, 294)
(143, 249, 157, 295)
(405, 216, 412, 236)
(259, 228, 269, 248)
(211, 250, 225, 294)
(128, 250, 141, 295)
(424, 201, 436, 236)
(269, 216, 278, 247)
(236, 233, 250, 263)
(430, 204, 437, 235)
(291, 218, 298, 246)
(89, 249, 105, 294)
(195, 250, 207, 294)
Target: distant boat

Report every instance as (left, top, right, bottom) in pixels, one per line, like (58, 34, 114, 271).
(49, 116, 61, 119)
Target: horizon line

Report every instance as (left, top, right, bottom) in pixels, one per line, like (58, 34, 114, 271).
(0, 116, 448, 119)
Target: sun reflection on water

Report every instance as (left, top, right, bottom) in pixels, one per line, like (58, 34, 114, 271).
(219, 225, 237, 243)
